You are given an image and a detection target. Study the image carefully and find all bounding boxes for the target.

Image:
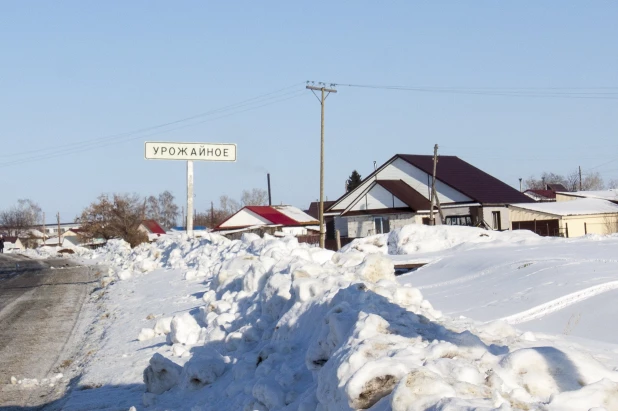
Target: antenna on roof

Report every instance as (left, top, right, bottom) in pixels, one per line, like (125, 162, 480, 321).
(373, 161, 377, 170)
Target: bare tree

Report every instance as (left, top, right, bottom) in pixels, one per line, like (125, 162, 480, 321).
(241, 188, 268, 206)
(146, 196, 160, 221)
(525, 170, 605, 192)
(219, 195, 241, 216)
(77, 193, 148, 248)
(0, 199, 42, 237)
(608, 179, 618, 190)
(158, 191, 179, 229)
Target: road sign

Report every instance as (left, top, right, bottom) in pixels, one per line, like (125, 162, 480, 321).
(144, 141, 237, 237)
(144, 142, 237, 162)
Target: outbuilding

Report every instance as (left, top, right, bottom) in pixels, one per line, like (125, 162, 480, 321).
(510, 198, 618, 237)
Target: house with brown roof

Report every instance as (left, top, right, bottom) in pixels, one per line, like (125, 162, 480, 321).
(327, 154, 532, 238)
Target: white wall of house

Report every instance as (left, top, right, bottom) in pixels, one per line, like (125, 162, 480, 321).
(332, 157, 473, 212)
(481, 206, 511, 230)
(349, 184, 407, 211)
(219, 209, 271, 228)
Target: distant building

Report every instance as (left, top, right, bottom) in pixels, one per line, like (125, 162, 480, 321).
(524, 183, 571, 203)
(555, 189, 618, 204)
(214, 205, 319, 237)
(2, 237, 24, 251)
(510, 198, 618, 237)
(138, 220, 167, 240)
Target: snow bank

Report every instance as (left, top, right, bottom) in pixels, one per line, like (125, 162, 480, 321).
(82, 230, 618, 410)
(342, 224, 542, 255)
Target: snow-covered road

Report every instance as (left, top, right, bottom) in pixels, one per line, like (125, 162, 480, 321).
(0, 258, 99, 409)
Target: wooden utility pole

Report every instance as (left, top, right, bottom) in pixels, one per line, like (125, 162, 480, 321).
(579, 165, 582, 191)
(430, 144, 444, 225)
(210, 201, 214, 228)
(42, 212, 46, 242)
(306, 82, 337, 248)
(430, 145, 438, 225)
(56, 212, 61, 246)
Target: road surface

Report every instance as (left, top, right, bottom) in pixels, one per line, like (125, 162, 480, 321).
(0, 254, 98, 409)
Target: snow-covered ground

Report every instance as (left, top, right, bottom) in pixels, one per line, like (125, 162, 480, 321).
(20, 226, 618, 411)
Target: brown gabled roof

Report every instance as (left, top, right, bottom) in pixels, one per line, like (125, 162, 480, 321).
(546, 183, 569, 192)
(375, 180, 431, 211)
(398, 155, 533, 204)
(305, 201, 336, 219)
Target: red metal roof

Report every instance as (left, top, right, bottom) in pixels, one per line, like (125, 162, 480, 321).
(245, 206, 301, 226)
(141, 220, 166, 235)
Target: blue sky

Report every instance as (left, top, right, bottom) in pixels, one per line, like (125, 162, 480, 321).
(1, 2, 617, 223)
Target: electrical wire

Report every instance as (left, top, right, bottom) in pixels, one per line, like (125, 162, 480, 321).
(334, 83, 618, 100)
(0, 82, 305, 160)
(0, 90, 306, 168)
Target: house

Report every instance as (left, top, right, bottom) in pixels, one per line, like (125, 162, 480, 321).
(510, 198, 618, 237)
(214, 205, 319, 237)
(327, 154, 532, 238)
(305, 201, 337, 239)
(2, 237, 24, 251)
(555, 189, 618, 204)
(138, 220, 167, 240)
(523, 183, 570, 202)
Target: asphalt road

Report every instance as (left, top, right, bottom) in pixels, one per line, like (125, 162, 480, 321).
(0, 255, 98, 410)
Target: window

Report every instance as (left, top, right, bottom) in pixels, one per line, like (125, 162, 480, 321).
(492, 211, 501, 230)
(374, 217, 390, 234)
(445, 215, 473, 226)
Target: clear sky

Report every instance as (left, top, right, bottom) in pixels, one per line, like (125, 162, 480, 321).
(1, 1, 617, 223)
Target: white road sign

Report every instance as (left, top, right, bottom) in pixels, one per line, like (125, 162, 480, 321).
(144, 142, 237, 162)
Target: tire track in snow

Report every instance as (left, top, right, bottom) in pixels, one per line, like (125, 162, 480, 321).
(499, 280, 618, 324)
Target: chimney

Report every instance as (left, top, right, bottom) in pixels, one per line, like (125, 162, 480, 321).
(267, 173, 272, 206)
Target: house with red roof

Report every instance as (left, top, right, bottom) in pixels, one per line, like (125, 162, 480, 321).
(138, 220, 167, 240)
(214, 205, 319, 237)
(327, 154, 533, 238)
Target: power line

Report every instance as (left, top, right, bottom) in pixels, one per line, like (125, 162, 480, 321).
(0, 82, 305, 160)
(334, 83, 618, 100)
(0, 90, 306, 168)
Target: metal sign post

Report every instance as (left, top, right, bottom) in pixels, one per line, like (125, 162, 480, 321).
(145, 142, 237, 238)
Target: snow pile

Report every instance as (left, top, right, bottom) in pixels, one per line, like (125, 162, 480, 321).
(83, 231, 618, 410)
(342, 224, 543, 255)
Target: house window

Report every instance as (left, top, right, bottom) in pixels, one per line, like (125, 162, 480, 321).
(492, 211, 501, 230)
(374, 217, 390, 234)
(445, 215, 473, 226)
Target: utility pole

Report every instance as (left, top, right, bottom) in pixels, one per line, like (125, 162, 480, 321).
(187, 161, 194, 237)
(56, 212, 61, 246)
(42, 212, 46, 243)
(181, 206, 185, 229)
(579, 166, 582, 191)
(306, 82, 337, 248)
(430, 145, 438, 225)
(210, 201, 214, 228)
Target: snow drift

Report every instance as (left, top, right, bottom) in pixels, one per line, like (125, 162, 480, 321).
(72, 229, 618, 411)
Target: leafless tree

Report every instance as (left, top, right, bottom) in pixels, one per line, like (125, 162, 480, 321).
(241, 188, 268, 207)
(0, 199, 43, 237)
(144, 191, 179, 229)
(159, 191, 179, 229)
(608, 179, 618, 190)
(77, 193, 148, 248)
(525, 170, 605, 192)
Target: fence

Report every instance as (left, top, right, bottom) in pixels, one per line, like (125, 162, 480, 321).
(296, 235, 356, 251)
